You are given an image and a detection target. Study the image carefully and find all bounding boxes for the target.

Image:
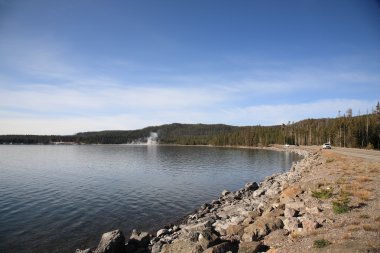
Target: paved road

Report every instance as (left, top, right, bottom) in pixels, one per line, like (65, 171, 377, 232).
(329, 147, 380, 162)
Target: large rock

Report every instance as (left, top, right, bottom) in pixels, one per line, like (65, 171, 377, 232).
(263, 229, 289, 249)
(203, 242, 237, 253)
(301, 218, 319, 233)
(157, 229, 170, 237)
(285, 201, 305, 210)
(94, 230, 125, 253)
(252, 189, 265, 198)
(183, 220, 212, 233)
(128, 229, 150, 248)
(198, 229, 219, 250)
(226, 224, 245, 238)
(212, 220, 229, 236)
(242, 215, 283, 241)
(221, 190, 231, 196)
(160, 239, 203, 253)
(244, 182, 259, 191)
(151, 241, 164, 253)
(284, 207, 297, 218)
(238, 241, 262, 253)
(282, 217, 300, 232)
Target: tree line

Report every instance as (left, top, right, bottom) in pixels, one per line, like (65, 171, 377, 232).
(1, 103, 379, 149)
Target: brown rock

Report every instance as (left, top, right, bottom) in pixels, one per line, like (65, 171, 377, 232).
(226, 224, 244, 237)
(242, 215, 283, 241)
(160, 239, 203, 253)
(94, 229, 125, 253)
(301, 218, 319, 232)
(238, 241, 262, 253)
(242, 217, 253, 227)
(284, 207, 297, 218)
(305, 207, 321, 215)
(263, 229, 289, 249)
(280, 185, 302, 201)
(203, 242, 237, 253)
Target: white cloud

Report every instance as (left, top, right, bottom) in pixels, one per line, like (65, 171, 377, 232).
(0, 83, 228, 114)
(1, 35, 379, 134)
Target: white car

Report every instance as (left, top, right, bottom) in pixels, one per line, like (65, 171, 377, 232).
(322, 143, 332, 149)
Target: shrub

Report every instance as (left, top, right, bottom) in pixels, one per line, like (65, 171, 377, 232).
(312, 188, 333, 199)
(333, 201, 350, 214)
(313, 239, 331, 248)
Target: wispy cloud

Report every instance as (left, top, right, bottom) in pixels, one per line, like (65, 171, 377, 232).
(0, 35, 379, 134)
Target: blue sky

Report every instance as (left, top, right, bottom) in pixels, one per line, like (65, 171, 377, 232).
(0, 0, 379, 134)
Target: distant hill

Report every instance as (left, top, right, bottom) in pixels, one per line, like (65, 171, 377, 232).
(0, 112, 379, 149)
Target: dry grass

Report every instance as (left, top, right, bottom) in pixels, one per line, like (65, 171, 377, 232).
(342, 232, 354, 240)
(354, 189, 374, 201)
(375, 216, 380, 222)
(344, 181, 365, 193)
(290, 230, 303, 239)
(336, 177, 347, 185)
(362, 224, 379, 232)
(350, 220, 360, 226)
(356, 176, 372, 183)
(347, 225, 361, 232)
(368, 167, 378, 173)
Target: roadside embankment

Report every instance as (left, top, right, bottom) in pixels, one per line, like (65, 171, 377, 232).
(76, 146, 380, 253)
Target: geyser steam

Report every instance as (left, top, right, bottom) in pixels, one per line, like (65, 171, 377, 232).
(147, 132, 158, 145)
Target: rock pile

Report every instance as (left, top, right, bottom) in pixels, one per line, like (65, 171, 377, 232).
(77, 148, 329, 253)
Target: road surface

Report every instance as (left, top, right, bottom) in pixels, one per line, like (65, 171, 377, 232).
(329, 147, 380, 162)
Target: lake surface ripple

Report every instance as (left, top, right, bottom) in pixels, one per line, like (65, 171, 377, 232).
(0, 145, 300, 253)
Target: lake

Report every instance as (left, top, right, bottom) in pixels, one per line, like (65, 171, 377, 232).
(0, 145, 300, 253)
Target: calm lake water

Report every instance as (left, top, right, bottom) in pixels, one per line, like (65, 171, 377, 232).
(0, 145, 300, 253)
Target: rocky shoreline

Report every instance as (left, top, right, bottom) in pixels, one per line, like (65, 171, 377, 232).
(76, 146, 380, 253)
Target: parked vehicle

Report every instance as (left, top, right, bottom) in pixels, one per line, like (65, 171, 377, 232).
(322, 143, 332, 149)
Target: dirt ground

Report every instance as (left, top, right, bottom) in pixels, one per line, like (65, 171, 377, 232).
(270, 146, 380, 253)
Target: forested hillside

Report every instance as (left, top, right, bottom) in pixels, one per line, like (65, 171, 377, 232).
(1, 103, 379, 149)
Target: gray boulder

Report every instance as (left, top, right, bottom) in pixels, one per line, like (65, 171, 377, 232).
(157, 229, 170, 237)
(128, 229, 151, 248)
(245, 182, 259, 191)
(221, 190, 231, 196)
(198, 229, 219, 250)
(94, 229, 125, 253)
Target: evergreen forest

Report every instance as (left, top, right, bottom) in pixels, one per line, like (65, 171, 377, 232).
(1, 103, 379, 150)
